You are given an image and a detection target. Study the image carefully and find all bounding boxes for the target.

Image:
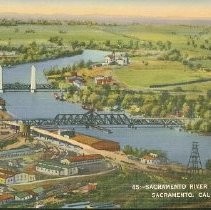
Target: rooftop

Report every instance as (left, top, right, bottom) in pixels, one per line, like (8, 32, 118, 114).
(0, 147, 33, 156)
(15, 191, 32, 199)
(141, 155, 158, 161)
(69, 154, 103, 163)
(0, 168, 15, 179)
(0, 194, 14, 201)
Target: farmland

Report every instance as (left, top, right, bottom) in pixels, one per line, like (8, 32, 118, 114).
(1, 22, 210, 90)
(113, 59, 211, 90)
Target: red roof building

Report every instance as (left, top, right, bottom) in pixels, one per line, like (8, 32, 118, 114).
(69, 154, 103, 163)
(0, 194, 14, 204)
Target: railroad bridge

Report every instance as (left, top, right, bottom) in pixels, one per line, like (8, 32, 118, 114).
(5, 111, 185, 127)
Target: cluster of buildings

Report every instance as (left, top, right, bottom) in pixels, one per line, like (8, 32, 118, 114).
(36, 154, 111, 176)
(0, 186, 45, 204)
(0, 147, 41, 159)
(63, 52, 129, 89)
(140, 153, 166, 165)
(94, 75, 112, 85)
(104, 52, 130, 66)
(0, 168, 36, 185)
(0, 51, 16, 58)
(65, 75, 85, 89)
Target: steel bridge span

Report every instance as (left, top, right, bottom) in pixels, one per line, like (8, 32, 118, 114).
(3, 83, 57, 92)
(2, 111, 186, 127)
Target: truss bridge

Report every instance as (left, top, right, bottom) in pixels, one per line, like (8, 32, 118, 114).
(10, 111, 185, 128)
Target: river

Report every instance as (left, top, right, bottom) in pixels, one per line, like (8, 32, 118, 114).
(0, 50, 210, 166)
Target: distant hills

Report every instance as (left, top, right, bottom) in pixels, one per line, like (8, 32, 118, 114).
(0, 13, 211, 25)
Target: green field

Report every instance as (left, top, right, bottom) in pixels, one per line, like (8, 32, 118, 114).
(112, 59, 211, 90)
(1, 23, 211, 91)
(0, 24, 130, 45)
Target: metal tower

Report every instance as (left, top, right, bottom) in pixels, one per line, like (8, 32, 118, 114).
(0, 65, 3, 93)
(31, 65, 36, 93)
(187, 142, 203, 175)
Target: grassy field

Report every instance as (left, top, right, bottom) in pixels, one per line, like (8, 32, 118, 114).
(1, 23, 211, 92)
(0, 24, 130, 45)
(112, 59, 211, 89)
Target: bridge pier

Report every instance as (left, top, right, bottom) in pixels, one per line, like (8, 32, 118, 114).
(0, 66, 3, 93)
(30, 65, 36, 93)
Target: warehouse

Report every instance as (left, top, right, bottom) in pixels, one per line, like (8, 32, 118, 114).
(73, 134, 120, 151)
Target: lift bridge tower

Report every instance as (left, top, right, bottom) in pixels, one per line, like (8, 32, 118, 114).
(187, 142, 203, 175)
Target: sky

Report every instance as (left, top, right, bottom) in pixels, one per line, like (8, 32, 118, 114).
(0, 0, 211, 19)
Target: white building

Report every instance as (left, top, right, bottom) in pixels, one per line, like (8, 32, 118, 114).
(15, 191, 34, 201)
(14, 173, 36, 184)
(105, 52, 129, 66)
(0, 169, 36, 185)
(36, 161, 78, 176)
(140, 154, 161, 165)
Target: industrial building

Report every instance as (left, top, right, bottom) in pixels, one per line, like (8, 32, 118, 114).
(61, 154, 112, 174)
(36, 161, 78, 176)
(73, 134, 120, 151)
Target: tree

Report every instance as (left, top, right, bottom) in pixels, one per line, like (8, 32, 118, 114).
(105, 40, 111, 47)
(78, 60, 85, 68)
(117, 40, 123, 48)
(182, 103, 190, 117)
(49, 36, 63, 46)
(207, 90, 211, 99)
(71, 40, 79, 51)
(151, 106, 161, 117)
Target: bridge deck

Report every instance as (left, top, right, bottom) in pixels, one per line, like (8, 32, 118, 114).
(1, 111, 186, 127)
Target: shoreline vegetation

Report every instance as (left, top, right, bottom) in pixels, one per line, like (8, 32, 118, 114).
(0, 110, 13, 120)
(44, 61, 211, 134)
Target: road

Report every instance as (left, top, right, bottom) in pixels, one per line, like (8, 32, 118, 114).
(11, 168, 117, 187)
(3, 122, 168, 172)
(31, 127, 152, 172)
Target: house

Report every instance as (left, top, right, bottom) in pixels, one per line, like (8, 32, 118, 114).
(15, 191, 34, 201)
(65, 76, 84, 84)
(61, 154, 104, 166)
(105, 54, 115, 65)
(140, 153, 161, 165)
(0, 169, 15, 185)
(0, 193, 14, 205)
(105, 52, 129, 66)
(14, 173, 36, 184)
(36, 161, 78, 176)
(61, 154, 108, 173)
(116, 55, 129, 66)
(94, 75, 112, 85)
(0, 51, 16, 58)
(0, 147, 36, 158)
(0, 169, 36, 185)
(72, 183, 97, 194)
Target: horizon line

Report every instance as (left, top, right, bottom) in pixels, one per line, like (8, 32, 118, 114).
(1, 12, 211, 20)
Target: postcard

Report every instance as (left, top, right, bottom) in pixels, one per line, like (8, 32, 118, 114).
(0, 0, 210, 209)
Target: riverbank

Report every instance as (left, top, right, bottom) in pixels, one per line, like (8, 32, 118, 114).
(1, 49, 83, 68)
(0, 110, 13, 120)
